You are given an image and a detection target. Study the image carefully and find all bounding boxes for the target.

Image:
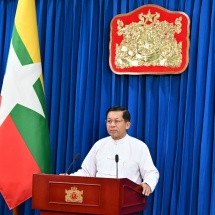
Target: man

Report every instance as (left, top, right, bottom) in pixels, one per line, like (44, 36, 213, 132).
(72, 106, 159, 196)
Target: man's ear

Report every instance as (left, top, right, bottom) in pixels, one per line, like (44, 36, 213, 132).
(126, 121, 131, 130)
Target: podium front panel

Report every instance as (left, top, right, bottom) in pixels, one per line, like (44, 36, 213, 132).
(49, 181, 101, 206)
(32, 174, 146, 215)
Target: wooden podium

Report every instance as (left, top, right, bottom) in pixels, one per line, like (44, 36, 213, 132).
(32, 174, 146, 215)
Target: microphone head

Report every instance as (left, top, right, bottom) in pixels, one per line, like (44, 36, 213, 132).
(115, 154, 119, 163)
(74, 153, 80, 160)
(65, 153, 81, 174)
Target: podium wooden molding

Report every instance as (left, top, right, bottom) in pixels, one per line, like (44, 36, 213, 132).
(32, 174, 146, 215)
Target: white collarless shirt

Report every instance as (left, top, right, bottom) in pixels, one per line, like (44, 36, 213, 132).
(73, 134, 159, 192)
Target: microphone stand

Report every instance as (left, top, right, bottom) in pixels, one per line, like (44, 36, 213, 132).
(65, 153, 80, 175)
(115, 154, 119, 178)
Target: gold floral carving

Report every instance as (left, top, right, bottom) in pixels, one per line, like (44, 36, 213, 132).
(115, 10, 183, 69)
(65, 186, 83, 203)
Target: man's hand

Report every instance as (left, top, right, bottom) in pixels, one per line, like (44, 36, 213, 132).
(141, 183, 151, 196)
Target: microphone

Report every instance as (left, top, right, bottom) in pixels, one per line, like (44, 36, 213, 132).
(65, 153, 80, 175)
(115, 154, 119, 178)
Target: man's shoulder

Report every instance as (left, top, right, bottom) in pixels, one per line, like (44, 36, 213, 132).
(126, 135, 148, 148)
(91, 136, 112, 151)
(126, 134, 143, 143)
(94, 136, 111, 145)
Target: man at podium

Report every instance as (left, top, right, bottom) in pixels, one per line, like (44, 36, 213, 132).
(70, 106, 159, 196)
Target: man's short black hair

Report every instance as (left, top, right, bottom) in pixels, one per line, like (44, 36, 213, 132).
(106, 106, 131, 122)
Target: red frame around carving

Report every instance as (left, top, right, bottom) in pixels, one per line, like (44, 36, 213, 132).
(109, 4, 190, 75)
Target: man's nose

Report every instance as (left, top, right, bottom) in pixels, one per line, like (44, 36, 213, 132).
(110, 121, 116, 125)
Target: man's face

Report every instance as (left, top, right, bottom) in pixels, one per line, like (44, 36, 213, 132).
(106, 111, 130, 140)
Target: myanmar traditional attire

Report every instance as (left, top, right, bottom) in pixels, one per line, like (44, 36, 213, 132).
(73, 134, 159, 192)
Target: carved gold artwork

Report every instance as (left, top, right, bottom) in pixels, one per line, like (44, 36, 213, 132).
(65, 186, 83, 203)
(109, 4, 190, 75)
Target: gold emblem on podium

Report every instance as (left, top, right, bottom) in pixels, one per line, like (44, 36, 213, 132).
(65, 186, 83, 203)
